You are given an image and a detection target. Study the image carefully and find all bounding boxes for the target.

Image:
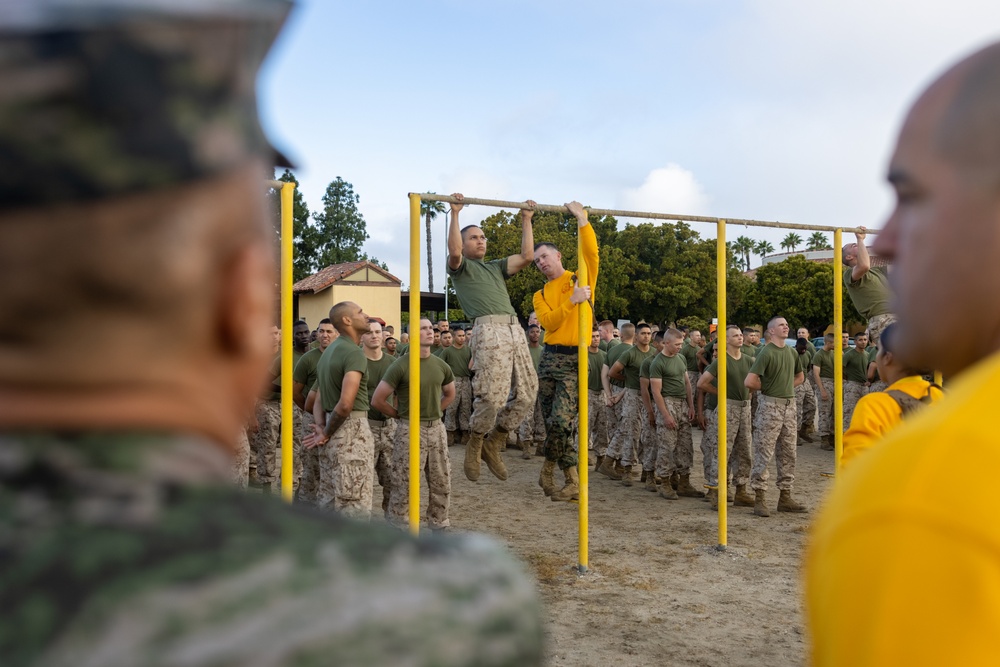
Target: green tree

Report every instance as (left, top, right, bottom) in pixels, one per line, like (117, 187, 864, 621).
(734, 255, 864, 333)
(420, 196, 446, 292)
(806, 232, 831, 251)
(268, 170, 315, 281)
(734, 235, 756, 271)
(780, 232, 803, 253)
(310, 177, 370, 269)
(755, 240, 775, 265)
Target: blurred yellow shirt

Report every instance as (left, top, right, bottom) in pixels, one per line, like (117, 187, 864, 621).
(841, 375, 943, 468)
(806, 351, 1000, 666)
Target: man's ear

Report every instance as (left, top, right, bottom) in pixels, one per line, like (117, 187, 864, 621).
(217, 240, 275, 360)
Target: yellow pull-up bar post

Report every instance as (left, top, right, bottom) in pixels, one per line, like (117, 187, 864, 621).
(408, 194, 422, 535)
(716, 220, 728, 549)
(577, 223, 591, 574)
(833, 230, 844, 472)
(267, 179, 296, 503)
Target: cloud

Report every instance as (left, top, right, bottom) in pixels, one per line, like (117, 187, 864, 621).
(618, 164, 710, 218)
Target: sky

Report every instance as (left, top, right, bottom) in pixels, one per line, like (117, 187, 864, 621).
(258, 1, 1000, 291)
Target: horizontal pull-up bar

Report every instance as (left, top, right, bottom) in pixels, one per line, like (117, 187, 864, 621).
(413, 192, 878, 235)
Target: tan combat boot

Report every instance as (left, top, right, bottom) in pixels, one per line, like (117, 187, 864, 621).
(597, 457, 621, 480)
(676, 474, 706, 498)
(733, 484, 755, 507)
(669, 471, 679, 490)
(464, 432, 484, 481)
(708, 488, 719, 510)
(658, 478, 678, 500)
(538, 460, 557, 496)
(820, 435, 835, 451)
(620, 465, 634, 487)
(480, 428, 509, 481)
(447, 430, 456, 447)
(753, 489, 770, 517)
(644, 472, 658, 492)
(521, 440, 533, 460)
(594, 455, 604, 472)
(726, 484, 735, 503)
(551, 466, 580, 502)
(777, 489, 808, 513)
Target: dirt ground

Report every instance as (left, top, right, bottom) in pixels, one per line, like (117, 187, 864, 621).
(382, 428, 833, 667)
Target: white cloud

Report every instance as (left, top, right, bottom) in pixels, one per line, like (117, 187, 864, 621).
(618, 164, 710, 219)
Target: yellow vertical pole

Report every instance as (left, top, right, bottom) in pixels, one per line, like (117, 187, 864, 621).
(716, 220, 728, 548)
(833, 230, 844, 473)
(577, 215, 590, 574)
(408, 194, 422, 535)
(280, 181, 295, 503)
(934, 371, 943, 387)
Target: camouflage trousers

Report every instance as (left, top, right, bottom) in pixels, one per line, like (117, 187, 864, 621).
(866, 313, 897, 347)
(538, 349, 579, 470)
(638, 399, 657, 472)
(604, 385, 625, 445)
(606, 388, 642, 467)
(700, 400, 753, 487)
(653, 396, 694, 479)
(370, 418, 397, 515)
(795, 379, 817, 430)
(687, 371, 701, 397)
(231, 427, 250, 489)
(816, 378, 835, 438)
(444, 376, 473, 432)
(869, 380, 888, 393)
(843, 381, 868, 431)
(387, 419, 450, 531)
(750, 395, 798, 492)
(588, 389, 610, 456)
(249, 400, 301, 490)
(318, 412, 375, 521)
(468, 320, 538, 434)
(297, 411, 319, 504)
(518, 394, 547, 445)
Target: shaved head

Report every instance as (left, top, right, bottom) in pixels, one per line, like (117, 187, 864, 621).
(935, 43, 1000, 181)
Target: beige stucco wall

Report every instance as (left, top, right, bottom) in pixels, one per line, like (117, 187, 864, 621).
(297, 280, 401, 335)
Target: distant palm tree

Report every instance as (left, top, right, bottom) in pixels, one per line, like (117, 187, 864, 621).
(734, 235, 756, 271)
(806, 231, 831, 251)
(755, 240, 775, 263)
(421, 196, 446, 292)
(781, 232, 803, 253)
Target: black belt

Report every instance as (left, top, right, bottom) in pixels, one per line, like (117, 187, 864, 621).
(545, 344, 577, 355)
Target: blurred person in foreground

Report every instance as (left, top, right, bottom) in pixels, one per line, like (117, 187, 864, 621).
(806, 41, 1000, 666)
(0, 2, 542, 665)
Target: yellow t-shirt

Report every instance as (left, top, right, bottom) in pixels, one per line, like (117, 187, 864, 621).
(532, 223, 598, 346)
(840, 375, 943, 468)
(806, 350, 1000, 667)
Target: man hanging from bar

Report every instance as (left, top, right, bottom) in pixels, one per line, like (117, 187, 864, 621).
(843, 226, 896, 347)
(447, 194, 539, 482)
(531, 202, 599, 502)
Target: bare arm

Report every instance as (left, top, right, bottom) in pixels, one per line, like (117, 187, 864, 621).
(867, 361, 878, 382)
(649, 378, 676, 429)
(745, 372, 762, 392)
(505, 200, 536, 275)
(684, 373, 695, 419)
(440, 381, 456, 412)
(793, 371, 805, 387)
(305, 388, 318, 415)
(610, 360, 626, 382)
(640, 377, 654, 425)
(697, 370, 718, 396)
(602, 364, 615, 406)
(852, 227, 870, 282)
(447, 193, 465, 271)
(292, 381, 307, 411)
(371, 380, 398, 420)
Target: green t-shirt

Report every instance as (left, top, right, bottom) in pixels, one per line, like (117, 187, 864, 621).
(605, 342, 632, 388)
(380, 353, 455, 421)
(438, 345, 473, 378)
(396, 343, 409, 357)
(265, 350, 304, 400)
(647, 353, 688, 399)
(598, 339, 620, 352)
(365, 353, 397, 420)
(617, 345, 656, 390)
(812, 348, 836, 379)
(528, 345, 543, 371)
(588, 349, 606, 392)
(447, 257, 516, 319)
(680, 341, 701, 372)
(844, 347, 869, 383)
(740, 344, 757, 359)
(705, 352, 755, 402)
(317, 337, 369, 413)
(844, 265, 892, 319)
(796, 350, 813, 375)
(748, 343, 799, 399)
(293, 347, 324, 394)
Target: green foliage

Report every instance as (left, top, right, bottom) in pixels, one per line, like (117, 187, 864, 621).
(780, 232, 803, 253)
(734, 255, 864, 333)
(733, 235, 755, 271)
(310, 177, 370, 269)
(806, 232, 832, 251)
(268, 170, 314, 282)
(755, 240, 775, 263)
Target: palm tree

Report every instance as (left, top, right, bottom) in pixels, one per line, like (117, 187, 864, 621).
(755, 240, 775, 263)
(781, 232, 803, 253)
(734, 235, 756, 271)
(420, 196, 446, 292)
(806, 231, 831, 251)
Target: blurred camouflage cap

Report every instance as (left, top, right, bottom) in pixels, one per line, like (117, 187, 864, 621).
(0, 0, 293, 209)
